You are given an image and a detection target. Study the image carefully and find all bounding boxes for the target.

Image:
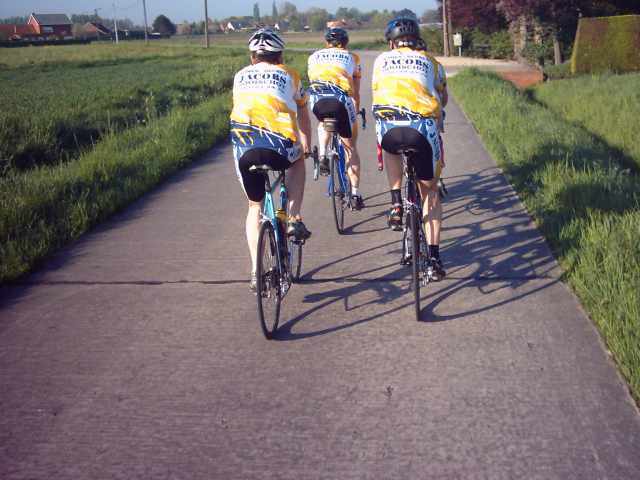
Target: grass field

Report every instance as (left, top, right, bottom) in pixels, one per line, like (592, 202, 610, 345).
(0, 42, 308, 282)
(0, 44, 247, 174)
(449, 69, 640, 403)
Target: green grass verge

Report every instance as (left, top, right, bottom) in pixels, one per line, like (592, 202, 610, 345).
(449, 69, 640, 402)
(0, 93, 231, 282)
(531, 72, 640, 171)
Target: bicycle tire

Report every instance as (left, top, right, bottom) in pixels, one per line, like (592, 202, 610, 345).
(408, 180, 421, 321)
(256, 221, 281, 339)
(288, 237, 303, 282)
(330, 152, 345, 234)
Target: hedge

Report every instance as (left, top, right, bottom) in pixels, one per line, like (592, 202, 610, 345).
(571, 15, 640, 74)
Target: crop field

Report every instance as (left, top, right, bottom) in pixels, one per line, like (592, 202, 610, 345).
(0, 44, 247, 174)
(0, 42, 308, 281)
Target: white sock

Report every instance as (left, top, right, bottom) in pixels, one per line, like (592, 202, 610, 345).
(351, 187, 359, 196)
(317, 124, 327, 157)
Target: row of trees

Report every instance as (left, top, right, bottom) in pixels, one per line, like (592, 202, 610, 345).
(218, 3, 439, 33)
(438, 0, 640, 64)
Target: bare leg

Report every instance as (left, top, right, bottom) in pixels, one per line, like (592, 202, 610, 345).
(384, 151, 403, 192)
(418, 180, 442, 245)
(286, 157, 306, 219)
(342, 134, 360, 189)
(246, 201, 261, 273)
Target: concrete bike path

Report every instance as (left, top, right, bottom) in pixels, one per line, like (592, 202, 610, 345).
(1, 52, 639, 479)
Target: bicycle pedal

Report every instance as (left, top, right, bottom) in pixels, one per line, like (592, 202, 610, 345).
(400, 255, 412, 266)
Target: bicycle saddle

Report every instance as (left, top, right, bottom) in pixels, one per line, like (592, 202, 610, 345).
(322, 118, 338, 133)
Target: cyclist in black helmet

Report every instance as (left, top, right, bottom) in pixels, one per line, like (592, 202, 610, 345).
(372, 15, 449, 280)
(308, 26, 365, 211)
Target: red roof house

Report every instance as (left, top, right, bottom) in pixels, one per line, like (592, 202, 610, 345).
(27, 13, 72, 38)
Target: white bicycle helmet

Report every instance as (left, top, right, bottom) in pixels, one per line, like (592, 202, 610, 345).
(248, 28, 285, 53)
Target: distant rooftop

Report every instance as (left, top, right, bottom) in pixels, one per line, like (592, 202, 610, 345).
(30, 13, 72, 26)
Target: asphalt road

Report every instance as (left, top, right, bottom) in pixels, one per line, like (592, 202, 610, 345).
(1, 51, 639, 479)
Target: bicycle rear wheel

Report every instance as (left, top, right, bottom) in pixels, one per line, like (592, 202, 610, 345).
(256, 221, 281, 339)
(288, 237, 303, 282)
(407, 183, 422, 321)
(330, 153, 345, 234)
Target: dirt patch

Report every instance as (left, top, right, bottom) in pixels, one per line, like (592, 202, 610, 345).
(498, 70, 544, 89)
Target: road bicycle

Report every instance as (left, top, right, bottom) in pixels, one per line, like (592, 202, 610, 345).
(397, 148, 443, 321)
(252, 155, 315, 339)
(324, 108, 366, 234)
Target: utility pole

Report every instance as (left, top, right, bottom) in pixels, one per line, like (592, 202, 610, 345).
(447, 0, 453, 56)
(204, 0, 210, 48)
(112, 2, 119, 44)
(142, 0, 149, 43)
(442, 0, 450, 56)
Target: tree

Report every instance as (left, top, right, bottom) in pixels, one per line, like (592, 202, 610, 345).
(253, 3, 260, 21)
(0, 16, 28, 24)
(272, 1, 279, 20)
(436, 0, 506, 32)
(289, 14, 302, 31)
(152, 14, 176, 35)
(308, 8, 329, 31)
(421, 9, 441, 24)
(281, 2, 298, 18)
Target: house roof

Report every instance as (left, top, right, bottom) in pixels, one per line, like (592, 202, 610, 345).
(85, 22, 112, 34)
(31, 13, 72, 26)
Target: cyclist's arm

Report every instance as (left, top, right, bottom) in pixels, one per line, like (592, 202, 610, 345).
(297, 105, 312, 154)
(353, 75, 361, 110)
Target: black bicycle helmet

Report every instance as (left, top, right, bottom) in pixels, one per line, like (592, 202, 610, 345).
(384, 16, 420, 42)
(248, 28, 285, 53)
(325, 27, 349, 45)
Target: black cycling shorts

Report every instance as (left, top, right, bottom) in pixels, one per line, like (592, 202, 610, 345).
(381, 127, 435, 181)
(237, 148, 292, 202)
(312, 98, 353, 138)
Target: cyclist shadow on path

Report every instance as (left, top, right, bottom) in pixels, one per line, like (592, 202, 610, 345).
(273, 167, 560, 340)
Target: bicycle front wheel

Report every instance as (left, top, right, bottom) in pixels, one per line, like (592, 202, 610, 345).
(256, 221, 281, 339)
(330, 154, 345, 234)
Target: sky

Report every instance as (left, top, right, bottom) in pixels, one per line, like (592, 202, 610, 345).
(0, 0, 438, 25)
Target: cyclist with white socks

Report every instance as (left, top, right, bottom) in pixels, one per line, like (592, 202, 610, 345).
(230, 28, 312, 291)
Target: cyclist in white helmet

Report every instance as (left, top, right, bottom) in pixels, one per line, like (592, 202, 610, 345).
(230, 28, 312, 291)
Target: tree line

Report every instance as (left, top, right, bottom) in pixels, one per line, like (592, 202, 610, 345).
(439, 0, 640, 64)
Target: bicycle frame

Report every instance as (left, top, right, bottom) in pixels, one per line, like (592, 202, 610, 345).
(326, 133, 349, 198)
(260, 170, 288, 252)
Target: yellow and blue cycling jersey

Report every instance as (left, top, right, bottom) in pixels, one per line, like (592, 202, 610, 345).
(308, 47, 361, 97)
(372, 47, 445, 121)
(230, 62, 308, 162)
